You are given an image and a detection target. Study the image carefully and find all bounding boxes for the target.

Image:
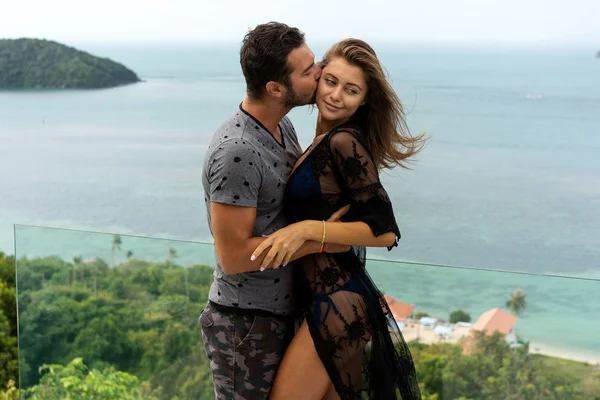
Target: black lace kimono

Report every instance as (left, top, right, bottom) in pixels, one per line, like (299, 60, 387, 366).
(283, 122, 421, 400)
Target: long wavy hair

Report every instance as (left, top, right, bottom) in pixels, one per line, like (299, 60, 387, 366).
(320, 39, 427, 170)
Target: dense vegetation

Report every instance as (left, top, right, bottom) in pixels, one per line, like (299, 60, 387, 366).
(0, 39, 140, 89)
(410, 333, 600, 400)
(0, 249, 598, 399)
(0, 252, 18, 397)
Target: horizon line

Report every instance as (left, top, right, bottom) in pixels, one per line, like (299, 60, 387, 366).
(1, 36, 598, 48)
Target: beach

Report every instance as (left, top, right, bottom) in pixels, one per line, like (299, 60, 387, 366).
(398, 319, 600, 365)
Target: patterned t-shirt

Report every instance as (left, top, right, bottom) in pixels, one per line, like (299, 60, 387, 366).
(202, 104, 301, 316)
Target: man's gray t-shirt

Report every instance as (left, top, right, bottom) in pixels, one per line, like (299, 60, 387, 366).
(202, 105, 301, 316)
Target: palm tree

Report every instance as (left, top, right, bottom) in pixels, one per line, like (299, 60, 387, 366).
(167, 247, 177, 264)
(505, 288, 527, 316)
(91, 260, 98, 297)
(111, 234, 122, 266)
(184, 268, 190, 301)
(126, 250, 134, 260)
(72, 255, 82, 286)
(81, 260, 87, 290)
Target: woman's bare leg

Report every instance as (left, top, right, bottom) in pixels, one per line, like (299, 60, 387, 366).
(269, 320, 332, 400)
(270, 289, 368, 400)
(322, 383, 341, 400)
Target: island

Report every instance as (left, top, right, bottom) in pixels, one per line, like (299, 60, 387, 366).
(0, 38, 141, 89)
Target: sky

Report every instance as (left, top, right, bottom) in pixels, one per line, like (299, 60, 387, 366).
(0, 0, 599, 46)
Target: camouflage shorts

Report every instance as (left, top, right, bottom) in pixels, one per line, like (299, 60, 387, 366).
(199, 303, 296, 400)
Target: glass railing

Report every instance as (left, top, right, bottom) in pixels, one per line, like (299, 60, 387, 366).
(14, 224, 600, 399)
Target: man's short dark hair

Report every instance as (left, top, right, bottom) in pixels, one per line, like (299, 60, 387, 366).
(240, 22, 306, 99)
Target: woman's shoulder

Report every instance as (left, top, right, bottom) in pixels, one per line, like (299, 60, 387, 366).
(326, 122, 370, 153)
(328, 120, 363, 136)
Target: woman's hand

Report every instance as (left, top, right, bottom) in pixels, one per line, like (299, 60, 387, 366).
(252, 205, 351, 270)
(251, 221, 313, 270)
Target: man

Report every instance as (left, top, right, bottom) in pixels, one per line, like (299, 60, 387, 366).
(199, 22, 347, 399)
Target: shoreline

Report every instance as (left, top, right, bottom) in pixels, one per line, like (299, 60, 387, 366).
(400, 321, 600, 365)
(528, 341, 600, 365)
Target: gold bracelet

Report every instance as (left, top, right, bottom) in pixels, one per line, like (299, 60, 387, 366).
(319, 220, 326, 253)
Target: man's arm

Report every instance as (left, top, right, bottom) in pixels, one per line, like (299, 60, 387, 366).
(211, 202, 322, 275)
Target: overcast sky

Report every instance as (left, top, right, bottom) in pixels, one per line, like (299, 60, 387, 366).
(1, 0, 598, 45)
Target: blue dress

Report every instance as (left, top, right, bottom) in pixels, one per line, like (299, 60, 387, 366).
(284, 122, 421, 400)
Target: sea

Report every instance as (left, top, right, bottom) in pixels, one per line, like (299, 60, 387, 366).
(1, 42, 600, 360)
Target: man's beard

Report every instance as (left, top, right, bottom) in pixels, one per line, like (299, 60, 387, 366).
(282, 84, 316, 108)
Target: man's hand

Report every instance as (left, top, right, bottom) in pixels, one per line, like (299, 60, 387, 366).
(324, 243, 351, 254)
(327, 204, 350, 222)
(323, 204, 351, 254)
(251, 205, 351, 270)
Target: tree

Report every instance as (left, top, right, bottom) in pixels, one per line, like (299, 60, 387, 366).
(415, 312, 430, 320)
(111, 235, 122, 266)
(449, 310, 471, 324)
(0, 379, 19, 400)
(505, 288, 527, 316)
(408, 333, 588, 400)
(90, 260, 98, 297)
(126, 250, 134, 260)
(0, 252, 18, 390)
(0, 282, 17, 338)
(0, 39, 140, 89)
(0, 252, 15, 287)
(23, 358, 159, 400)
(167, 248, 177, 264)
(0, 302, 18, 388)
(73, 317, 136, 370)
(11, 251, 599, 400)
(71, 256, 82, 287)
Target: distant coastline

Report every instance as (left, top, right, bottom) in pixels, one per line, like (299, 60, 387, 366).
(0, 38, 140, 89)
(398, 319, 600, 365)
(529, 341, 600, 365)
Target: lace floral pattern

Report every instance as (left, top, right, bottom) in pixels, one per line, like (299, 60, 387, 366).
(334, 140, 370, 184)
(284, 123, 421, 399)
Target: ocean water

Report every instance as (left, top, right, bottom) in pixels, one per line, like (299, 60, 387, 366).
(2, 42, 600, 357)
(2, 42, 599, 275)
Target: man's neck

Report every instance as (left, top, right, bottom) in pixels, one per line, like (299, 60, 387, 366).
(241, 95, 290, 135)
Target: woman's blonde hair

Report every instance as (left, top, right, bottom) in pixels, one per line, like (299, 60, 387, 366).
(320, 39, 427, 170)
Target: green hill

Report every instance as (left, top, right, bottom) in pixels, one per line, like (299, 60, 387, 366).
(0, 38, 141, 89)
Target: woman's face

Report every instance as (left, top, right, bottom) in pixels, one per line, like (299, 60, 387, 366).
(316, 56, 368, 123)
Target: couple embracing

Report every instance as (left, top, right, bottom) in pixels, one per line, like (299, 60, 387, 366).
(200, 21, 426, 400)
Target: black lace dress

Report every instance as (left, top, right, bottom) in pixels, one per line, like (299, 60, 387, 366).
(283, 122, 421, 400)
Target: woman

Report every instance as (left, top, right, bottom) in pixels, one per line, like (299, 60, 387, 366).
(251, 39, 427, 400)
